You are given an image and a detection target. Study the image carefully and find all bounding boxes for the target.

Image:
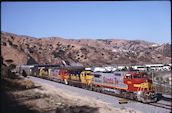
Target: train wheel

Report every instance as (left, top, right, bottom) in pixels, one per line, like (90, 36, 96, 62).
(133, 94, 137, 100)
(98, 88, 101, 93)
(93, 86, 96, 91)
(85, 85, 89, 90)
(97, 87, 101, 93)
(69, 81, 72, 86)
(129, 93, 134, 100)
(101, 89, 105, 93)
(123, 92, 127, 99)
(82, 84, 86, 89)
(88, 85, 93, 91)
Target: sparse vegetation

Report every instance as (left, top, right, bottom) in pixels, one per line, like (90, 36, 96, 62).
(67, 53, 73, 60)
(9, 64, 16, 70)
(2, 42, 7, 46)
(67, 45, 70, 48)
(8, 40, 13, 46)
(121, 67, 128, 71)
(1, 63, 16, 79)
(11, 36, 15, 40)
(1, 32, 171, 67)
(12, 44, 18, 48)
(52, 50, 65, 58)
(5, 59, 13, 63)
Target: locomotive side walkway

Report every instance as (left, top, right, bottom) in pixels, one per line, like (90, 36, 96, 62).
(29, 76, 171, 113)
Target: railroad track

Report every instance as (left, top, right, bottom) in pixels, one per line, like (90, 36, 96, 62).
(149, 103, 172, 110)
(31, 76, 172, 111)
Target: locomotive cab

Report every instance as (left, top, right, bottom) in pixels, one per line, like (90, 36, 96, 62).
(124, 72, 156, 103)
(124, 72, 153, 92)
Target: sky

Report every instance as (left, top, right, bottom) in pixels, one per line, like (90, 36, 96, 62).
(1, 1, 171, 44)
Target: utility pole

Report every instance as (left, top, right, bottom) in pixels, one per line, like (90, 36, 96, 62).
(152, 71, 154, 83)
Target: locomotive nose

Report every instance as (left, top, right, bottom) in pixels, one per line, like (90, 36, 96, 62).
(146, 79, 154, 92)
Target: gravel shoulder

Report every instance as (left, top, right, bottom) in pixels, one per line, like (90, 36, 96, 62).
(29, 76, 172, 113)
(29, 77, 143, 113)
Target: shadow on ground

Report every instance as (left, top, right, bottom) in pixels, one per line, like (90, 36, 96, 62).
(156, 93, 172, 102)
(55, 105, 99, 113)
(1, 79, 39, 113)
(1, 78, 99, 113)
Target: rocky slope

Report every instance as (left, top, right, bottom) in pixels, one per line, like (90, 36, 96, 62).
(1, 32, 171, 67)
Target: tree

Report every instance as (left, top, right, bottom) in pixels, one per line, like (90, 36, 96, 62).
(121, 67, 128, 71)
(9, 64, 16, 70)
(128, 66, 134, 71)
(165, 78, 169, 84)
(5, 59, 13, 63)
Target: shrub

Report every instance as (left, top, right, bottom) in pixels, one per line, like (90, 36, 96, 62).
(12, 44, 18, 48)
(29, 50, 34, 53)
(121, 67, 128, 71)
(2, 42, 6, 46)
(8, 40, 13, 46)
(1, 64, 16, 79)
(5, 59, 13, 63)
(11, 36, 14, 40)
(1, 65, 10, 79)
(9, 64, 16, 70)
(52, 50, 64, 58)
(67, 45, 70, 48)
(67, 53, 73, 59)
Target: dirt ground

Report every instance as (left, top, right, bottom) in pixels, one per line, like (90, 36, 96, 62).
(1, 76, 142, 113)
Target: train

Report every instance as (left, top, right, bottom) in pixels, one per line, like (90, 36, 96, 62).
(16, 64, 157, 103)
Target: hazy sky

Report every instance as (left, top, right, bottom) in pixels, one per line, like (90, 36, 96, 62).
(1, 1, 171, 44)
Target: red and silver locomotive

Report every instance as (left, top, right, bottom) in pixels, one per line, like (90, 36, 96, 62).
(91, 71, 157, 103)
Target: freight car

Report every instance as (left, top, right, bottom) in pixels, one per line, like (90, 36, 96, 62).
(16, 64, 60, 77)
(16, 65, 34, 76)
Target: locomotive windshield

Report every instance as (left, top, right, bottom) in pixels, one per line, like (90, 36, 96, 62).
(64, 72, 68, 74)
(142, 74, 148, 78)
(86, 73, 91, 75)
(133, 74, 141, 78)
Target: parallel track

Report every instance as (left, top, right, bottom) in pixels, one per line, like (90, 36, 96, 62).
(148, 103, 171, 110)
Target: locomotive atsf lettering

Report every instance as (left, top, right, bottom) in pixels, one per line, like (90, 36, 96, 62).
(114, 77, 119, 85)
(103, 77, 119, 85)
(103, 77, 114, 84)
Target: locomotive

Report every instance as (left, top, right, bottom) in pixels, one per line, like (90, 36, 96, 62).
(90, 71, 157, 103)
(16, 65, 157, 103)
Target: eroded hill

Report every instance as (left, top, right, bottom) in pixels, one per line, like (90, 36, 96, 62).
(1, 32, 171, 66)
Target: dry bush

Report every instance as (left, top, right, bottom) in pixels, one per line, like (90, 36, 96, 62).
(4, 78, 35, 90)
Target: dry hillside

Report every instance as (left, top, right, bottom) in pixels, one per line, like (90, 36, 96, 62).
(1, 32, 171, 67)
